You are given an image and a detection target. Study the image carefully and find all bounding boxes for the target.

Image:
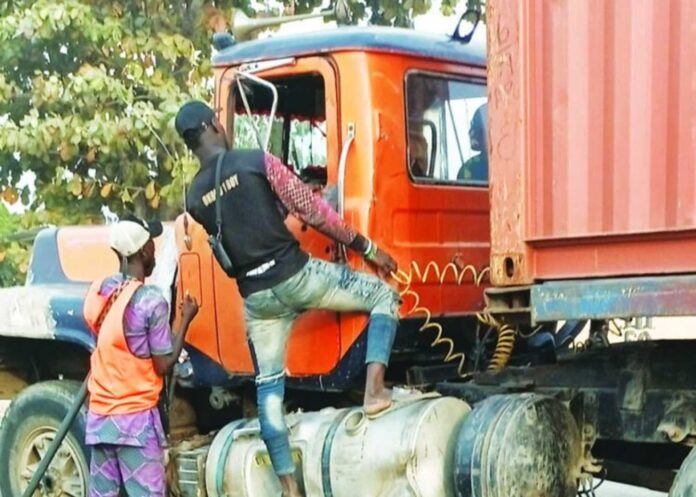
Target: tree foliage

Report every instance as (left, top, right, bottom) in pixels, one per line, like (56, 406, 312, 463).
(0, 0, 213, 223)
(0, 206, 22, 287)
(0, 0, 227, 286)
(0, 0, 479, 286)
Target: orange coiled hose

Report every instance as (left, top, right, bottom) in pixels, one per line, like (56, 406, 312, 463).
(391, 260, 515, 377)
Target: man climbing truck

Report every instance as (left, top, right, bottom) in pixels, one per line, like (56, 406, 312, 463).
(176, 100, 403, 497)
(1, 1, 696, 496)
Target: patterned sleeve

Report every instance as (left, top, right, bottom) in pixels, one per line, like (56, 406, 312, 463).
(263, 153, 357, 246)
(142, 287, 174, 357)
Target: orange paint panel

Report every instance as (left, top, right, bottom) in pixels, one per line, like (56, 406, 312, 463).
(179, 253, 203, 306)
(57, 227, 118, 282)
(57, 224, 176, 283)
(210, 56, 343, 376)
(488, 0, 696, 286)
(175, 216, 222, 365)
(287, 311, 341, 375)
(392, 209, 489, 247)
(210, 260, 251, 374)
(392, 211, 439, 246)
(352, 52, 489, 316)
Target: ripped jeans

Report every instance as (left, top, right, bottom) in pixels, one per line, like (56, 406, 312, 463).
(244, 257, 400, 476)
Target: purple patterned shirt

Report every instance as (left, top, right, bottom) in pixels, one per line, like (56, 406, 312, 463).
(85, 274, 172, 447)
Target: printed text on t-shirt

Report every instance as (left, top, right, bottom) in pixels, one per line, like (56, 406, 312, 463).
(202, 174, 240, 206)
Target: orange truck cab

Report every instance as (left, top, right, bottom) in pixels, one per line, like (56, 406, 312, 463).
(2, 26, 491, 395)
(175, 26, 490, 387)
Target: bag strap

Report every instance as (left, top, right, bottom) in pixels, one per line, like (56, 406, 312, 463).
(93, 280, 135, 334)
(214, 151, 226, 240)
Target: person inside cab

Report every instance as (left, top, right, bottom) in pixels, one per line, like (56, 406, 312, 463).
(457, 103, 488, 182)
(409, 128, 430, 177)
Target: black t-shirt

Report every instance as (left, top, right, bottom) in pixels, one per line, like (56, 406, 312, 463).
(187, 149, 308, 298)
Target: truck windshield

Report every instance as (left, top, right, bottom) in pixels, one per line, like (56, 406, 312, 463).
(230, 72, 328, 186)
(406, 73, 487, 186)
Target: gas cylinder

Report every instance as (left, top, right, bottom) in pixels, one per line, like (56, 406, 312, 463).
(324, 395, 470, 497)
(205, 409, 343, 497)
(204, 396, 470, 497)
(454, 393, 582, 497)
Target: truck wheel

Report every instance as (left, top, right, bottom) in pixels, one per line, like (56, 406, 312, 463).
(670, 447, 696, 497)
(0, 380, 89, 497)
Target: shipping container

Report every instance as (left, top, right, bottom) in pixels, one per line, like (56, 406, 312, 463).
(487, 0, 696, 287)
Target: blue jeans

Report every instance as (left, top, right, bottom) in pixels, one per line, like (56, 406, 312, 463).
(244, 258, 400, 475)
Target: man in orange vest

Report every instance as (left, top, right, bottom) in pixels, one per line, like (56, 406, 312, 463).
(83, 215, 198, 497)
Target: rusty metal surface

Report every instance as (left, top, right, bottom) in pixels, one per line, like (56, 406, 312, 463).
(440, 340, 696, 446)
(488, 0, 696, 286)
(530, 274, 696, 322)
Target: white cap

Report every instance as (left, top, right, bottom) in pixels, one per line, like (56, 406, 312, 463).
(109, 215, 163, 257)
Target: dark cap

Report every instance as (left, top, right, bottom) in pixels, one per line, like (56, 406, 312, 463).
(121, 213, 163, 238)
(175, 101, 216, 136)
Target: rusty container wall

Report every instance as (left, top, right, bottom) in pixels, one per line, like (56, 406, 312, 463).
(488, 0, 696, 286)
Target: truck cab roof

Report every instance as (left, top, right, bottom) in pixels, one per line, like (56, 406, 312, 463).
(212, 26, 486, 67)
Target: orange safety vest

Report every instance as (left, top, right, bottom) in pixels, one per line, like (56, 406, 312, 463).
(84, 278, 163, 416)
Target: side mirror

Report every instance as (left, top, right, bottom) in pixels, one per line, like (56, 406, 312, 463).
(234, 71, 279, 151)
(451, 8, 481, 44)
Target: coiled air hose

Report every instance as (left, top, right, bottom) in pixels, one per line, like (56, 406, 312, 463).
(391, 260, 516, 377)
(477, 312, 516, 371)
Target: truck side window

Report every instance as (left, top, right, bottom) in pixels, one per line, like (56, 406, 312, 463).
(230, 73, 328, 186)
(406, 73, 487, 186)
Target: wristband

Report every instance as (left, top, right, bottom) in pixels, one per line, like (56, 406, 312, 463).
(363, 239, 373, 256)
(364, 240, 378, 261)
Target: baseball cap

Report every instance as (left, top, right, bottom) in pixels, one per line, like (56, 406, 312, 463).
(175, 101, 216, 136)
(110, 214, 163, 257)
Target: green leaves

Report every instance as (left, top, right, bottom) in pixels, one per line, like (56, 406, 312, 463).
(0, 204, 30, 286)
(0, 0, 466, 286)
(0, 1, 202, 222)
(68, 175, 82, 197)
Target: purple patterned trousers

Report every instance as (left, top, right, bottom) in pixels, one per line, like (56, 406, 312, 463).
(88, 431, 165, 497)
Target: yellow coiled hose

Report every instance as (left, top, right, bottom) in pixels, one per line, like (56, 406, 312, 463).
(476, 312, 517, 371)
(391, 260, 516, 377)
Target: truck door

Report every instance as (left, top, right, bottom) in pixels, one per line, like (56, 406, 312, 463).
(212, 57, 342, 376)
(399, 69, 490, 312)
(368, 62, 490, 315)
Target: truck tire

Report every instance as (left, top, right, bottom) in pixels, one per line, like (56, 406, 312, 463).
(0, 380, 89, 497)
(670, 447, 696, 497)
